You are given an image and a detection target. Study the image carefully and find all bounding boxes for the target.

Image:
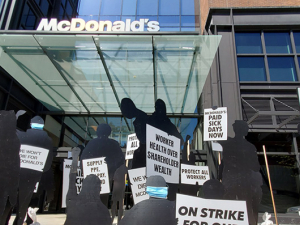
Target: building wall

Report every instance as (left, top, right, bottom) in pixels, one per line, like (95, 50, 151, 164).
(200, 0, 300, 33)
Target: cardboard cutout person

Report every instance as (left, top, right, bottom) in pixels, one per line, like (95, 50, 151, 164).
(220, 120, 262, 225)
(0, 111, 20, 222)
(13, 116, 53, 225)
(119, 175, 177, 225)
(80, 124, 125, 206)
(64, 147, 111, 225)
(202, 179, 224, 199)
(121, 98, 183, 200)
(111, 164, 128, 224)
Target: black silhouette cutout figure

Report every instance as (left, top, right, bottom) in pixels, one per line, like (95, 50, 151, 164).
(220, 120, 262, 225)
(80, 124, 125, 206)
(119, 175, 177, 225)
(111, 164, 128, 224)
(13, 116, 53, 225)
(64, 147, 111, 225)
(121, 98, 183, 200)
(0, 111, 20, 222)
(202, 179, 224, 199)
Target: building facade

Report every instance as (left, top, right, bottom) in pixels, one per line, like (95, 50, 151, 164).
(0, 0, 300, 219)
(203, 7, 300, 214)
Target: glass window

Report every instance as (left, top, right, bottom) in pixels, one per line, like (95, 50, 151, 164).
(137, 0, 158, 15)
(158, 16, 179, 27)
(181, 0, 195, 15)
(58, 4, 65, 19)
(181, 27, 196, 31)
(159, 27, 180, 31)
(265, 32, 292, 54)
(61, 0, 66, 7)
(122, 0, 136, 15)
(99, 15, 121, 21)
(121, 16, 136, 22)
(159, 0, 179, 15)
(293, 32, 300, 53)
(237, 57, 266, 81)
(235, 33, 262, 54)
(136, 15, 157, 21)
(66, 1, 72, 16)
(100, 0, 122, 15)
(40, 0, 50, 15)
(181, 16, 197, 27)
(78, 0, 100, 15)
(268, 57, 297, 81)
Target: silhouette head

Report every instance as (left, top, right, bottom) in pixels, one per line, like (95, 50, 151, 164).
(232, 120, 248, 137)
(146, 175, 167, 187)
(30, 116, 44, 130)
(80, 174, 101, 199)
(155, 99, 166, 116)
(203, 179, 224, 199)
(121, 98, 138, 119)
(31, 116, 44, 125)
(96, 124, 111, 138)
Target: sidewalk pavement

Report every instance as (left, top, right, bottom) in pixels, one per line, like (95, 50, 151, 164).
(8, 214, 119, 225)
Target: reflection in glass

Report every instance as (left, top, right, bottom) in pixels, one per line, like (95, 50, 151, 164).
(122, 0, 137, 15)
(264, 32, 292, 54)
(268, 57, 297, 81)
(294, 32, 300, 53)
(181, 27, 196, 31)
(237, 57, 266, 81)
(158, 16, 180, 27)
(99, 15, 121, 21)
(181, 0, 195, 15)
(159, 27, 180, 32)
(181, 16, 196, 27)
(121, 16, 136, 22)
(235, 33, 262, 54)
(159, 0, 179, 15)
(100, 0, 122, 15)
(137, 0, 158, 15)
(78, 0, 100, 15)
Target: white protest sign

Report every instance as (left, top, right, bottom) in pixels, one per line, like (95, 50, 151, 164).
(82, 157, 110, 194)
(181, 164, 210, 185)
(19, 145, 49, 172)
(211, 141, 223, 152)
(204, 107, 227, 141)
(128, 167, 149, 204)
(176, 194, 248, 225)
(61, 160, 82, 208)
(125, 133, 140, 160)
(146, 124, 180, 184)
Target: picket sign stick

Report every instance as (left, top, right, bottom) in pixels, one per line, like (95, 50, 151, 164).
(187, 140, 190, 161)
(263, 145, 278, 225)
(218, 152, 221, 165)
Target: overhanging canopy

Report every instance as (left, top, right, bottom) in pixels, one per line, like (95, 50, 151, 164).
(0, 34, 221, 115)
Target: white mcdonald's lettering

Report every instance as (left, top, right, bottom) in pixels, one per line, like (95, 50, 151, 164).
(37, 18, 160, 32)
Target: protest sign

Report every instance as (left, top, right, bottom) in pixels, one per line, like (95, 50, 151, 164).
(176, 194, 248, 225)
(128, 167, 149, 204)
(181, 164, 210, 185)
(61, 159, 83, 208)
(125, 133, 140, 160)
(146, 124, 180, 184)
(204, 107, 227, 141)
(211, 142, 223, 152)
(19, 145, 49, 172)
(82, 157, 110, 194)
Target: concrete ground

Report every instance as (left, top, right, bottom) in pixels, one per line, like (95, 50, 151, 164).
(8, 214, 119, 225)
(8, 212, 300, 225)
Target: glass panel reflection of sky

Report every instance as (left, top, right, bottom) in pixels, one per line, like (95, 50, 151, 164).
(77, 0, 200, 31)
